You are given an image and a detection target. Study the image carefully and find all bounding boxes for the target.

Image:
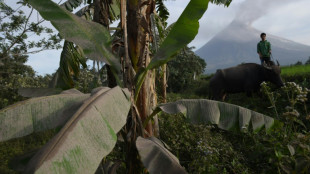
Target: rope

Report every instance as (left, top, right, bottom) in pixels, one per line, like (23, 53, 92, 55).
(270, 53, 275, 61)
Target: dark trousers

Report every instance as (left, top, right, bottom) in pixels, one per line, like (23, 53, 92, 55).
(260, 57, 271, 65)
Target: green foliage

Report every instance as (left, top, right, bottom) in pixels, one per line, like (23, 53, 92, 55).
(159, 112, 252, 173)
(281, 64, 310, 76)
(226, 81, 310, 173)
(0, 71, 52, 109)
(158, 76, 310, 173)
(167, 47, 206, 93)
(0, 129, 58, 174)
(260, 82, 280, 118)
(74, 65, 108, 93)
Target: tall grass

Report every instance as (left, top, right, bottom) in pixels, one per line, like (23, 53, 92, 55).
(281, 64, 310, 76)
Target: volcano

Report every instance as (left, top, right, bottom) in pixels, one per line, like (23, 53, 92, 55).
(196, 20, 310, 74)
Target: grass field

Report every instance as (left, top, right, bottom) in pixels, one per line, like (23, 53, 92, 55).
(281, 64, 310, 75)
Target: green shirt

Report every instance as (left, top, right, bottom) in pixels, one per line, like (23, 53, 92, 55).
(257, 40, 271, 57)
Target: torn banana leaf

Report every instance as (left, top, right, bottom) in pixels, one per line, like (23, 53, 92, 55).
(154, 99, 277, 133)
(24, 86, 131, 174)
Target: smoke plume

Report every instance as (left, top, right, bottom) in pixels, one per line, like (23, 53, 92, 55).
(234, 0, 299, 25)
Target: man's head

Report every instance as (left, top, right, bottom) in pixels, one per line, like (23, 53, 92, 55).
(260, 33, 266, 40)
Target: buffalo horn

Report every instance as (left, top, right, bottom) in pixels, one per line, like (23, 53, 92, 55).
(276, 60, 280, 66)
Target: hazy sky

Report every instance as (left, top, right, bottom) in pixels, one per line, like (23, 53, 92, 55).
(4, 0, 310, 75)
(166, 0, 310, 49)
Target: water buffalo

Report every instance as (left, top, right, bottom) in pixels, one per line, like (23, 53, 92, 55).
(209, 62, 284, 101)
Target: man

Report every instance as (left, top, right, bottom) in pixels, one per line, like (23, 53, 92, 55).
(257, 33, 271, 65)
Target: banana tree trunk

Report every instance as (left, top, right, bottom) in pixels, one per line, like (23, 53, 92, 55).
(161, 64, 167, 103)
(96, 0, 158, 172)
(127, 0, 157, 137)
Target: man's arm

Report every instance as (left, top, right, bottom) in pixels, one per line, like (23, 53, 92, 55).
(268, 42, 272, 54)
(257, 43, 262, 58)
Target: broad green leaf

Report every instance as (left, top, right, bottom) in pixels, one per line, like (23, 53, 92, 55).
(151, 99, 276, 133)
(134, 0, 209, 102)
(28, 0, 121, 73)
(25, 86, 131, 174)
(136, 136, 187, 174)
(0, 93, 90, 142)
(148, 0, 209, 70)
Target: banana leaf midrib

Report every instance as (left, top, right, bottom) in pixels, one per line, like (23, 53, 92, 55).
(33, 88, 112, 168)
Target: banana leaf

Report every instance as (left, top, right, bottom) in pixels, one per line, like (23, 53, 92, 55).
(136, 136, 187, 174)
(0, 93, 90, 142)
(28, 0, 121, 72)
(151, 99, 277, 133)
(24, 86, 131, 174)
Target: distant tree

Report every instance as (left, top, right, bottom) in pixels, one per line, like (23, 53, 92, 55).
(0, 1, 61, 108)
(294, 61, 303, 66)
(0, 1, 61, 62)
(167, 46, 206, 93)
